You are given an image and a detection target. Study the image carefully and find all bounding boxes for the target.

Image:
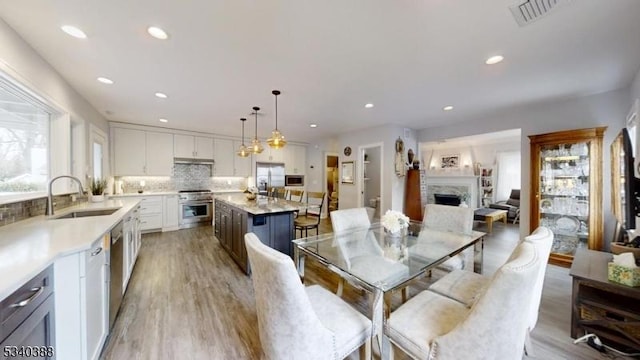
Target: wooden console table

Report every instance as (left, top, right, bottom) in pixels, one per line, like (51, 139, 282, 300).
(570, 249, 640, 352)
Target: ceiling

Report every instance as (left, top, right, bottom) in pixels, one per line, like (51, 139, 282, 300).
(1, 0, 640, 143)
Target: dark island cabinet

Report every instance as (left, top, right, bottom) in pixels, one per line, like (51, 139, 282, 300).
(214, 199, 296, 274)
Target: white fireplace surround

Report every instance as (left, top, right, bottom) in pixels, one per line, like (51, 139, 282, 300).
(425, 176, 480, 208)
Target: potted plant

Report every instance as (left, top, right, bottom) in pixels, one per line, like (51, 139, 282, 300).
(90, 178, 107, 202)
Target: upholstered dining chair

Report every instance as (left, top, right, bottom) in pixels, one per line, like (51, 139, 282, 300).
(420, 204, 475, 271)
(425, 226, 553, 356)
(294, 191, 325, 238)
(244, 233, 372, 360)
(330, 208, 409, 302)
(385, 240, 542, 359)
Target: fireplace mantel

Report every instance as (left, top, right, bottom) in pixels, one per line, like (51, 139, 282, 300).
(425, 175, 480, 208)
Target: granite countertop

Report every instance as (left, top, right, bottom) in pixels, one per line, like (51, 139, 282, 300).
(110, 189, 244, 197)
(0, 198, 141, 301)
(214, 193, 306, 215)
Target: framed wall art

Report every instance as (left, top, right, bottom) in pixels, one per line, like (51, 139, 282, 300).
(341, 161, 354, 184)
(440, 154, 460, 168)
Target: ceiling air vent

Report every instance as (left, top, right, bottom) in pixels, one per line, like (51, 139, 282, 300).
(509, 0, 570, 26)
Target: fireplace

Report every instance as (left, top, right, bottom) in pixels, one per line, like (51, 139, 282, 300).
(434, 193, 461, 206)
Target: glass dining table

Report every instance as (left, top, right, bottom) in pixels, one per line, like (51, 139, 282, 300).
(292, 221, 485, 358)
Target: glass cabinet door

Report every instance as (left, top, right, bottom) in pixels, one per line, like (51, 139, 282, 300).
(529, 127, 605, 267)
(538, 142, 590, 256)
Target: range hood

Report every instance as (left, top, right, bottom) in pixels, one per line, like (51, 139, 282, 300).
(173, 157, 215, 165)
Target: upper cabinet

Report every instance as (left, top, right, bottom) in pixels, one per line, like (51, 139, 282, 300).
(174, 134, 214, 160)
(255, 147, 284, 163)
(529, 127, 606, 267)
(214, 139, 234, 176)
(113, 128, 173, 176)
(284, 144, 307, 175)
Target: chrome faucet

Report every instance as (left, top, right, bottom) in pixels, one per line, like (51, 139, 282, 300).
(46, 175, 85, 216)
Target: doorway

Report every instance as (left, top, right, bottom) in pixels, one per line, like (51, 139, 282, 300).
(358, 143, 383, 221)
(325, 153, 339, 214)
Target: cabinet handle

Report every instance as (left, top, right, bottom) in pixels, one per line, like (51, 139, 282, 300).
(10, 286, 45, 308)
(91, 247, 103, 256)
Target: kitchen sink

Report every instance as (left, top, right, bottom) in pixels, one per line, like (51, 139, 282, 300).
(51, 208, 120, 219)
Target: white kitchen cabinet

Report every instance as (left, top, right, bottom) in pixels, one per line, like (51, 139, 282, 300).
(138, 197, 163, 232)
(113, 128, 173, 176)
(174, 134, 214, 160)
(122, 212, 135, 291)
(163, 194, 180, 231)
(214, 138, 235, 176)
(55, 235, 108, 360)
(233, 140, 252, 177)
(145, 131, 174, 175)
(284, 144, 307, 175)
(254, 146, 285, 163)
(113, 128, 146, 175)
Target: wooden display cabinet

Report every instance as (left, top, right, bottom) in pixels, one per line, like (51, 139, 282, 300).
(529, 127, 606, 267)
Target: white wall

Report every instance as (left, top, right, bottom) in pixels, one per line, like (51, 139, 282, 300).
(0, 19, 109, 178)
(418, 88, 631, 247)
(632, 66, 640, 102)
(422, 139, 520, 176)
(306, 125, 418, 216)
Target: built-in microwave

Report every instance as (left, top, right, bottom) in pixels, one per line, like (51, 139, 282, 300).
(285, 175, 304, 186)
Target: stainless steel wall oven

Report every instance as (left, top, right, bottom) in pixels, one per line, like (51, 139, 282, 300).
(179, 190, 213, 229)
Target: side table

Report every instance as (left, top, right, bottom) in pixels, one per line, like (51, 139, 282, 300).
(570, 249, 640, 352)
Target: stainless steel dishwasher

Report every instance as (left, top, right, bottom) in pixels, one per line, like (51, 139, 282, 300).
(109, 220, 123, 329)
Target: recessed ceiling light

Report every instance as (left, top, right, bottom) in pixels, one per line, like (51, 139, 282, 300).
(485, 55, 504, 65)
(159, 118, 168, 123)
(61, 25, 87, 39)
(365, 103, 374, 108)
(443, 105, 454, 111)
(310, 124, 317, 128)
(97, 77, 114, 84)
(147, 26, 169, 40)
(155, 92, 168, 99)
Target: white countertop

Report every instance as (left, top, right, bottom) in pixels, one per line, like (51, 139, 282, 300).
(0, 199, 141, 301)
(110, 189, 243, 197)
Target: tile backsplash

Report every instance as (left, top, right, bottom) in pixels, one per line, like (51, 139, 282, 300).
(118, 164, 248, 193)
(0, 194, 87, 227)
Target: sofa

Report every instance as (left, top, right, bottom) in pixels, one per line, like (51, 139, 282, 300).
(489, 189, 520, 223)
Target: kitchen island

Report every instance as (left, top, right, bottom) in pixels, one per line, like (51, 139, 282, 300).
(214, 193, 305, 274)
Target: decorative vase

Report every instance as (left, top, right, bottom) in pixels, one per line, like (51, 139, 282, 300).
(383, 227, 408, 261)
(91, 194, 105, 202)
(412, 160, 420, 170)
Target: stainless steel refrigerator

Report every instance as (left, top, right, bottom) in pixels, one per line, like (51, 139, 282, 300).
(256, 162, 285, 195)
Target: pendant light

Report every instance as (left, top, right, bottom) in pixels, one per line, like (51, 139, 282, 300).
(267, 90, 287, 149)
(236, 118, 250, 157)
(250, 106, 264, 154)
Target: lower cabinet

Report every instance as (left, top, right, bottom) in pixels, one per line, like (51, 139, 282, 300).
(163, 195, 180, 231)
(54, 235, 108, 360)
(214, 199, 294, 274)
(0, 266, 55, 359)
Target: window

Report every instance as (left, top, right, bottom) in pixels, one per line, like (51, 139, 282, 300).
(0, 71, 63, 203)
(0, 83, 51, 198)
(495, 151, 521, 201)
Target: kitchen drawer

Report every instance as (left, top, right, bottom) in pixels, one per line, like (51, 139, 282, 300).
(140, 214, 163, 231)
(139, 197, 162, 214)
(1, 266, 54, 343)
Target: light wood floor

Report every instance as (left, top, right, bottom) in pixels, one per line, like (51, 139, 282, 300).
(100, 219, 627, 360)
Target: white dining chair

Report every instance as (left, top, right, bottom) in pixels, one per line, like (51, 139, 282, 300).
(245, 233, 372, 360)
(421, 204, 475, 271)
(330, 208, 410, 304)
(425, 226, 553, 356)
(386, 240, 542, 359)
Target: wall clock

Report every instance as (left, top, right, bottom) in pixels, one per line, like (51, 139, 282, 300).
(344, 146, 352, 156)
